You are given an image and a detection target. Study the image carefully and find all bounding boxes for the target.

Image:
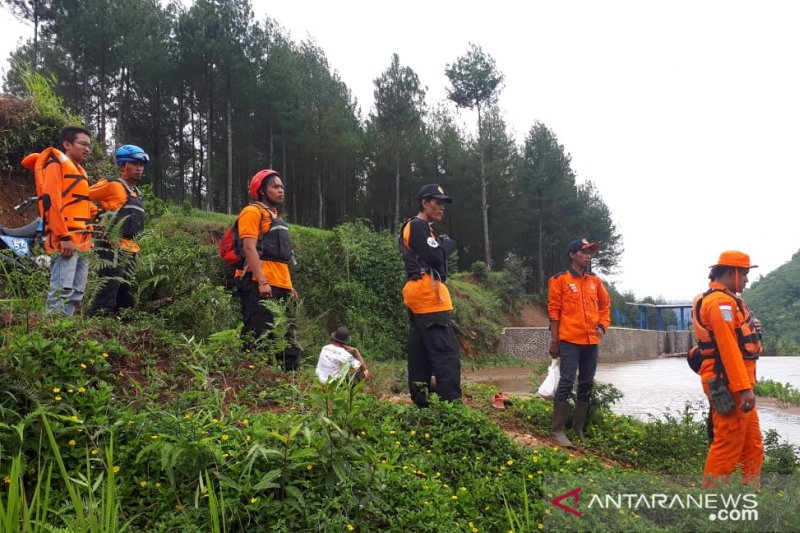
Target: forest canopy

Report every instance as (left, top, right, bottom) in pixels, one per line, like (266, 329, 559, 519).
(3, 0, 622, 288)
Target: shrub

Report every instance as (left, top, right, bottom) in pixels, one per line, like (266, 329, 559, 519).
(470, 260, 488, 281)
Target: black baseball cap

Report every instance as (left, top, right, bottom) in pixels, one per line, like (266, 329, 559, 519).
(567, 238, 599, 253)
(417, 184, 453, 203)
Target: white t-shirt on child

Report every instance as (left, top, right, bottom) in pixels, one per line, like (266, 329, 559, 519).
(316, 343, 361, 383)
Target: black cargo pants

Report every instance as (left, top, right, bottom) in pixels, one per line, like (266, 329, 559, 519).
(406, 310, 461, 407)
(238, 272, 300, 371)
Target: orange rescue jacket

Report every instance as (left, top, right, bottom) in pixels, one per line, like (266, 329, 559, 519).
(23, 148, 92, 252)
(692, 282, 761, 392)
(548, 269, 611, 345)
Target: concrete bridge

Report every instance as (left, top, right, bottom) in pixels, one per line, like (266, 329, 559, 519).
(499, 327, 693, 362)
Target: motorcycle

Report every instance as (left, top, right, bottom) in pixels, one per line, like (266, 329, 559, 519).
(0, 196, 50, 270)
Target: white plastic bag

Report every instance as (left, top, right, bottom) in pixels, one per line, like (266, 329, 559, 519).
(537, 360, 561, 400)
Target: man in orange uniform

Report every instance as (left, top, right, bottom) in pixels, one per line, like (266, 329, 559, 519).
(400, 184, 459, 407)
(36, 127, 94, 316)
(236, 169, 299, 371)
(693, 251, 763, 486)
(548, 238, 611, 447)
(87, 145, 148, 317)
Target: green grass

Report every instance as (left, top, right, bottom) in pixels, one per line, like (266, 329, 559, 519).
(755, 379, 800, 406)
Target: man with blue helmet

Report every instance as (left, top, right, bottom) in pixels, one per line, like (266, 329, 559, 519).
(87, 144, 149, 317)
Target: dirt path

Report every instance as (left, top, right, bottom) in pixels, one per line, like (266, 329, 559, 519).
(506, 301, 549, 327)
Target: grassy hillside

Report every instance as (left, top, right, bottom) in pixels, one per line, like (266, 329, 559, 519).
(1, 204, 798, 532)
(745, 249, 800, 355)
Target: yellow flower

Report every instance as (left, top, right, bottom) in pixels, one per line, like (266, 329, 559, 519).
(91, 449, 99, 456)
(451, 495, 458, 500)
(68, 439, 76, 446)
(184, 413, 192, 419)
(472, 529, 478, 533)
(245, 435, 251, 441)
(151, 435, 159, 440)
(155, 482, 161, 488)
(222, 453, 230, 458)
(52, 387, 61, 393)
(460, 487, 467, 492)
(241, 419, 249, 427)
(528, 474, 533, 479)
(389, 430, 396, 435)
(70, 415, 79, 422)
(423, 501, 429, 506)
(140, 480, 148, 488)
(250, 497, 259, 504)
(410, 430, 416, 436)
(538, 524, 544, 530)
(346, 526, 354, 532)
(78, 387, 86, 394)
(221, 434, 230, 441)
(507, 459, 515, 466)
(54, 396, 62, 401)
(306, 464, 313, 471)
(424, 433, 430, 439)
(67, 389, 74, 394)
(2, 476, 10, 485)
(102, 352, 109, 358)
(211, 418, 219, 424)
(80, 363, 87, 369)
(248, 364, 255, 369)
(113, 466, 120, 473)
(469, 523, 474, 529)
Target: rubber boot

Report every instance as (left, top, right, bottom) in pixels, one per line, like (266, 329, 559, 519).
(573, 401, 590, 441)
(550, 401, 574, 447)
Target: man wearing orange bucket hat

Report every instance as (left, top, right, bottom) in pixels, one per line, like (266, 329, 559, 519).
(691, 251, 763, 486)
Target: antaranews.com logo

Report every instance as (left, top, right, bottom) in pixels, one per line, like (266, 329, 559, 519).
(543, 473, 798, 532)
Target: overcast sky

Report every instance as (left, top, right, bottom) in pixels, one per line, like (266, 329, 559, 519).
(2, 1, 798, 301)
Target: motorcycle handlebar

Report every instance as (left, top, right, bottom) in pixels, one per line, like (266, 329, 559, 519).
(14, 196, 39, 212)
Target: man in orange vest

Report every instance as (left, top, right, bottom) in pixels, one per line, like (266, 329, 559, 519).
(38, 127, 94, 316)
(548, 238, 611, 447)
(399, 184, 460, 407)
(87, 145, 148, 317)
(236, 169, 300, 371)
(693, 251, 763, 486)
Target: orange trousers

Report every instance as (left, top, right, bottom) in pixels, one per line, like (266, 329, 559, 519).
(702, 383, 763, 486)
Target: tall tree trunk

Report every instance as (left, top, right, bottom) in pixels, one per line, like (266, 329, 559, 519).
(393, 148, 400, 232)
(206, 62, 214, 211)
(318, 159, 324, 228)
(537, 193, 545, 292)
(226, 82, 233, 214)
(178, 81, 185, 203)
(477, 103, 492, 269)
(115, 68, 126, 142)
(154, 83, 162, 197)
(98, 46, 107, 145)
(268, 122, 274, 166)
(32, 1, 39, 71)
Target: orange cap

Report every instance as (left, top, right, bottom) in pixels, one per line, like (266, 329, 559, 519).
(709, 250, 758, 269)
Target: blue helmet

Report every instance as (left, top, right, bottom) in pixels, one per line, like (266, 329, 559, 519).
(115, 145, 149, 165)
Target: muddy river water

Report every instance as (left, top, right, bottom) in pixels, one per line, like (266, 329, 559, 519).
(464, 357, 800, 446)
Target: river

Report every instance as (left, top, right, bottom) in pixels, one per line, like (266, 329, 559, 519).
(463, 356, 800, 446)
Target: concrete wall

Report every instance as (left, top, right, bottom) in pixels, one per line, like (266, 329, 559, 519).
(499, 327, 693, 362)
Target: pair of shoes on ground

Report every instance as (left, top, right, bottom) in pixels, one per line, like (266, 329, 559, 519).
(492, 392, 513, 410)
